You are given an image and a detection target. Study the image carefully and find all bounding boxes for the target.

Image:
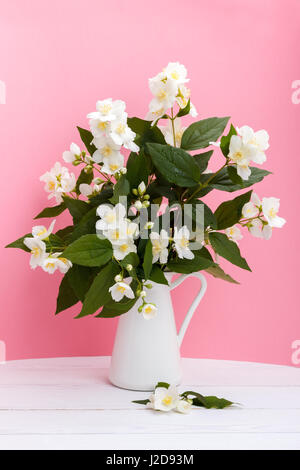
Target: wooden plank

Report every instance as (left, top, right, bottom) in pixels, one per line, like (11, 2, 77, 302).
(0, 433, 299, 450)
(0, 357, 299, 386)
(0, 409, 299, 434)
(0, 385, 299, 410)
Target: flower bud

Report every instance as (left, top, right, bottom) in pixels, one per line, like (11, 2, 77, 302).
(138, 182, 146, 195)
(126, 264, 133, 272)
(134, 200, 143, 210)
(120, 167, 127, 175)
(132, 188, 138, 196)
(114, 274, 123, 282)
(143, 194, 150, 200)
(144, 221, 154, 230)
(145, 283, 153, 289)
(142, 201, 150, 208)
(138, 305, 143, 313)
(140, 290, 146, 298)
(72, 160, 81, 166)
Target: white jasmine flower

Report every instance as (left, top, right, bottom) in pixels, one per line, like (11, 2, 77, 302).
(87, 98, 126, 123)
(148, 385, 179, 411)
(109, 114, 139, 152)
(160, 118, 186, 147)
(101, 153, 125, 175)
(62, 143, 81, 163)
(251, 192, 262, 208)
(89, 118, 111, 137)
(248, 219, 272, 240)
(242, 201, 259, 219)
(96, 203, 126, 230)
(176, 399, 192, 414)
(237, 125, 269, 164)
(55, 256, 72, 273)
(23, 238, 47, 269)
(173, 226, 194, 260)
(164, 62, 189, 85)
(142, 303, 158, 320)
(262, 197, 286, 228)
(103, 220, 139, 244)
(150, 229, 169, 264)
(32, 220, 56, 240)
(92, 135, 122, 163)
(41, 257, 58, 274)
(149, 77, 178, 115)
(112, 239, 137, 260)
(40, 162, 76, 203)
(225, 225, 243, 242)
(109, 281, 135, 302)
(41, 253, 72, 274)
(228, 135, 257, 181)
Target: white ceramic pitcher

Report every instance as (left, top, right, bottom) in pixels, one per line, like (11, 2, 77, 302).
(109, 272, 207, 391)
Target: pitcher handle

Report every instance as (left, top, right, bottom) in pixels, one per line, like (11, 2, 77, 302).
(170, 272, 207, 347)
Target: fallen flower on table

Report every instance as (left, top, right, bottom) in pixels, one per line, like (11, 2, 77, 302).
(132, 382, 236, 413)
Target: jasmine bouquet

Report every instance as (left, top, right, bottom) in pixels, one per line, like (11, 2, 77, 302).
(7, 62, 286, 319)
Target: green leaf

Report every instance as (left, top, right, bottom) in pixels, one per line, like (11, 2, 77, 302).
(181, 391, 234, 409)
(210, 167, 271, 192)
(143, 240, 153, 280)
(205, 265, 240, 284)
(126, 151, 149, 188)
(214, 190, 252, 230)
(77, 126, 97, 156)
(193, 396, 234, 409)
(149, 265, 169, 285)
(155, 381, 170, 389)
(70, 207, 97, 242)
(55, 226, 73, 243)
(193, 150, 214, 173)
(209, 232, 251, 271)
(97, 294, 137, 318)
(227, 165, 243, 185)
(176, 99, 190, 118)
(5, 233, 32, 252)
(63, 234, 113, 267)
(67, 265, 98, 302)
(220, 124, 237, 157)
(75, 169, 93, 195)
(63, 197, 91, 224)
(110, 176, 130, 204)
(34, 202, 66, 219)
(146, 143, 201, 188)
(55, 274, 79, 315)
(167, 249, 214, 274)
(77, 263, 120, 317)
(132, 399, 150, 405)
(127, 117, 165, 147)
(120, 252, 140, 268)
(181, 117, 230, 151)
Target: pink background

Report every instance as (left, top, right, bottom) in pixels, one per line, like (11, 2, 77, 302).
(0, 0, 299, 365)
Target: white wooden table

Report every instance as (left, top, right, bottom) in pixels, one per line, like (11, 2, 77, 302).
(0, 356, 299, 450)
